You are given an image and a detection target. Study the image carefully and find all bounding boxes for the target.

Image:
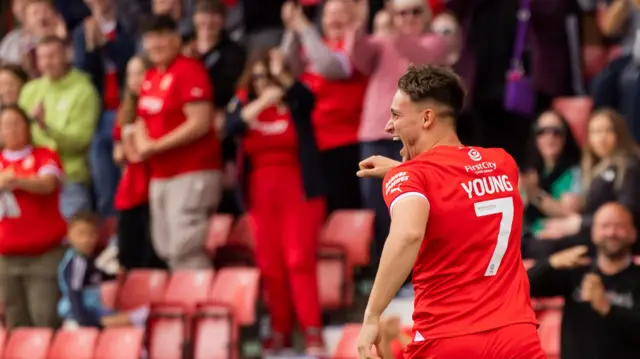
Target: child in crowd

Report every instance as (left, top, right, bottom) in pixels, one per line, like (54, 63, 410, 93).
(58, 211, 149, 328)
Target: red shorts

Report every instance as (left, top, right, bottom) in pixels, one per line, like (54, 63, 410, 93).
(404, 323, 545, 359)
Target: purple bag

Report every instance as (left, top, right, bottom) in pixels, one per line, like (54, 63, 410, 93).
(504, 0, 535, 116)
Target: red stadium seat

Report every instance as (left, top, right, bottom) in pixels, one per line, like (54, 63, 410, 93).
(537, 310, 562, 359)
(582, 44, 608, 80)
(0, 329, 6, 356)
(117, 269, 169, 310)
(192, 305, 239, 359)
(321, 210, 375, 267)
(552, 97, 593, 148)
(4, 328, 53, 359)
(318, 249, 354, 309)
(94, 327, 144, 359)
(163, 270, 215, 312)
(206, 214, 234, 257)
(148, 313, 186, 359)
(100, 280, 119, 311)
(332, 324, 378, 359)
(208, 267, 260, 326)
(47, 328, 99, 359)
(227, 215, 255, 251)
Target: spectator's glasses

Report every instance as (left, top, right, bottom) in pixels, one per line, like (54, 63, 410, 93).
(535, 126, 565, 137)
(396, 7, 423, 17)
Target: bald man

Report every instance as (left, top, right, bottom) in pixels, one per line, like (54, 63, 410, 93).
(528, 202, 640, 359)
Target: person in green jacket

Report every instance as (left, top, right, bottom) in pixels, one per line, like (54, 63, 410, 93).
(19, 36, 100, 219)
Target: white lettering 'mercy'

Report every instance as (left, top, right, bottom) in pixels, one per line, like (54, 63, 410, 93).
(461, 175, 514, 199)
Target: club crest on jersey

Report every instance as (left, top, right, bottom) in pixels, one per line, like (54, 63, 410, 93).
(468, 148, 482, 162)
(385, 171, 409, 196)
(22, 155, 34, 170)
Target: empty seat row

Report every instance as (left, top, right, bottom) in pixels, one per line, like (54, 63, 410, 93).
(205, 210, 375, 310)
(0, 327, 143, 359)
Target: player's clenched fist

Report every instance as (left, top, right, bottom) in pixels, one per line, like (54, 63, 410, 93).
(548, 245, 592, 270)
(357, 156, 401, 179)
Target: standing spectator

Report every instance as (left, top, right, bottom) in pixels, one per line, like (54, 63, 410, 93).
(521, 110, 582, 237)
(0, 105, 67, 329)
(345, 0, 448, 270)
(0, 0, 28, 64)
(528, 202, 640, 359)
(72, 0, 136, 218)
(282, 0, 367, 212)
(113, 56, 165, 270)
(225, 49, 325, 355)
(135, 15, 222, 269)
(19, 36, 100, 218)
(0, 64, 29, 108)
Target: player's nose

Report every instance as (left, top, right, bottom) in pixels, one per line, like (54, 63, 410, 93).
(384, 119, 394, 135)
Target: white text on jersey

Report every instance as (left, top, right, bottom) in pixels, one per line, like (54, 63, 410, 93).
(465, 161, 497, 174)
(461, 175, 514, 199)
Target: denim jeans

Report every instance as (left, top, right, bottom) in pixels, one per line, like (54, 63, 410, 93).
(61, 182, 92, 219)
(359, 140, 403, 271)
(90, 110, 120, 217)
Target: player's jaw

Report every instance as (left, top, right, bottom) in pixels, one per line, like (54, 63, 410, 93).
(393, 136, 409, 161)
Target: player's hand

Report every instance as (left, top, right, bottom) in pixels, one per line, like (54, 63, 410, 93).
(357, 156, 400, 179)
(357, 315, 381, 359)
(580, 273, 611, 315)
(260, 86, 284, 106)
(548, 245, 592, 270)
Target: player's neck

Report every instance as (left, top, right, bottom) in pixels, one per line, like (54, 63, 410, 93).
(420, 130, 462, 153)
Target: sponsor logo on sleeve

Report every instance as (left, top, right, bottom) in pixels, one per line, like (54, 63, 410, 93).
(385, 171, 409, 196)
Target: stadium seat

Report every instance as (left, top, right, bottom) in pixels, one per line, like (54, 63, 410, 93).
(192, 305, 238, 359)
(537, 310, 562, 359)
(48, 328, 99, 359)
(94, 327, 144, 359)
(0, 329, 6, 356)
(552, 97, 593, 147)
(208, 267, 260, 325)
(321, 210, 375, 267)
(4, 327, 53, 359)
(332, 324, 378, 359)
(582, 44, 608, 80)
(117, 269, 169, 310)
(100, 280, 119, 311)
(206, 214, 234, 257)
(148, 312, 186, 359)
(318, 249, 353, 309)
(163, 270, 215, 312)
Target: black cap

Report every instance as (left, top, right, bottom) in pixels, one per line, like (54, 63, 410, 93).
(140, 14, 178, 35)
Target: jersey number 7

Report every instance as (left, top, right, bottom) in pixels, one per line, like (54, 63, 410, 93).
(474, 197, 514, 277)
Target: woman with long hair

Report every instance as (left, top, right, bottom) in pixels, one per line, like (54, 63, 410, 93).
(113, 56, 165, 270)
(521, 110, 582, 235)
(225, 48, 325, 355)
(537, 108, 640, 254)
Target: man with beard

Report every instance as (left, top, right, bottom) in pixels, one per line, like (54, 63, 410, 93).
(528, 202, 640, 359)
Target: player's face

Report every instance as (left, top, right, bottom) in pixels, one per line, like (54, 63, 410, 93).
(535, 111, 566, 161)
(588, 114, 617, 159)
(143, 31, 181, 67)
(0, 109, 30, 150)
(592, 207, 636, 259)
(387, 90, 425, 160)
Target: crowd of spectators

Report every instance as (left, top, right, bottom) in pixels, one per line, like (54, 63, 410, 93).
(0, 0, 640, 358)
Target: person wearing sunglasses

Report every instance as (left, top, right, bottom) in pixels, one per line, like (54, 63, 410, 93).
(520, 110, 582, 239)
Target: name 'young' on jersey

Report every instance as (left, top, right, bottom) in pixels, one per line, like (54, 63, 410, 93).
(382, 146, 537, 340)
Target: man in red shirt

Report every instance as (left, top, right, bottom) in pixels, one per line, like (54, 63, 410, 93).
(355, 66, 544, 359)
(135, 15, 222, 269)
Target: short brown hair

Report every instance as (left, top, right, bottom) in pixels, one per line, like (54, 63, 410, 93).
(194, 0, 226, 17)
(0, 64, 29, 85)
(397, 65, 465, 117)
(37, 35, 66, 47)
(69, 211, 101, 229)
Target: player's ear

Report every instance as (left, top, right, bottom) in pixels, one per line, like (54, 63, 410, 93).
(422, 108, 435, 128)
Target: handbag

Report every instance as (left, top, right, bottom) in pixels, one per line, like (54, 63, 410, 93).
(504, 0, 535, 116)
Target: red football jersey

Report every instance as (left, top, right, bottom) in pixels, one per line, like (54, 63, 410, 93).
(382, 145, 536, 340)
(0, 147, 67, 255)
(137, 54, 221, 179)
(242, 105, 299, 167)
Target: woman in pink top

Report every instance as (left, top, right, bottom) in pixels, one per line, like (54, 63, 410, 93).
(346, 0, 450, 271)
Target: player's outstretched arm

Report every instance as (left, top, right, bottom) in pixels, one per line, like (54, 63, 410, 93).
(356, 156, 401, 179)
(357, 195, 429, 359)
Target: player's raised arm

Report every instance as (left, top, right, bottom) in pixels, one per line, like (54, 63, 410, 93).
(357, 168, 429, 358)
